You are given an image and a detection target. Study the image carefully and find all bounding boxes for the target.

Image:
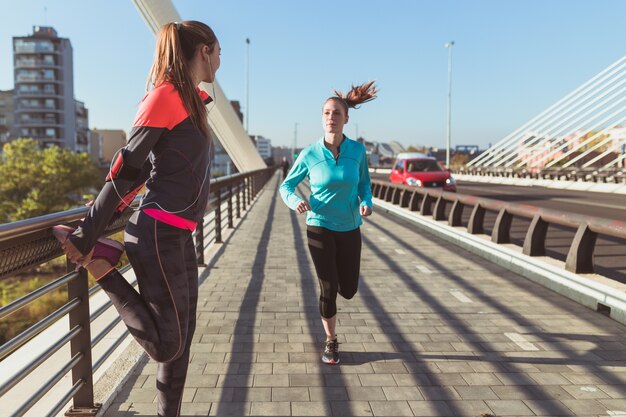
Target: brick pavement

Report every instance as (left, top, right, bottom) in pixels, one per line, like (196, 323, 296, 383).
(103, 175, 626, 416)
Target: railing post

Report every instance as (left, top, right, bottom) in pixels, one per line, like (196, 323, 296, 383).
(227, 185, 233, 228)
(467, 204, 485, 234)
(492, 208, 513, 244)
(247, 177, 252, 205)
(523, 215, 548, 256)
(215, 188, 222, 243)
(565, 224, 597, 273)
(236, 181, 241, 218)
(433, 195, 447, 221)
(400, 190, 411, 208)
(420, 194, 434, 216)
(195, 220, 205, 265)
(384, 185, 394, 202)
(65, 261, 100, 416)
(408, 191, 420, 211)
(448, 200, 464, 227)
(392, 188, 402, 205)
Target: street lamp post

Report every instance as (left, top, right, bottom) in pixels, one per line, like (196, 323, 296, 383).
(444, 41, 454, 168)
(245, 37, 250, 133)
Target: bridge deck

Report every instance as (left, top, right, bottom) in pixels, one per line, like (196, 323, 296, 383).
(103, 175, 626, 417)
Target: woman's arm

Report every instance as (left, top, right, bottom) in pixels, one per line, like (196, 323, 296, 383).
(279, 151, 309, 211)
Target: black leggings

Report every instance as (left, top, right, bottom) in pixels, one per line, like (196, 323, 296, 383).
(98, 210, 198, 417)
(307, 225, 361, 318)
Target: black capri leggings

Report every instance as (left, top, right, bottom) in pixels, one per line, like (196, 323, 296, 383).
(307, 225, 362, 318)
(97, 210, 198, 417)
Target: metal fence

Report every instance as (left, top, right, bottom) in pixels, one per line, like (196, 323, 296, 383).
(0, 167, 275, 417)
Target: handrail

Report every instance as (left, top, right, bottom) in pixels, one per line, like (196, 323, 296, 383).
(0, 167, 276, 417)
(371, 179, 626, 275)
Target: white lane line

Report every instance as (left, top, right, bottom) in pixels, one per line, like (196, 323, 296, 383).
(580, 386, 598, 392)
(504, 333, 539, 351)
(607, 412, 626, 416)
(415, 265, 432, 274)
(394, 249, 406, 255)
(378, 236, 388, 242)
(449, 290, 473, 303)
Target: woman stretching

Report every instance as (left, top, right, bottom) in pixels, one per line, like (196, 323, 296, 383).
(53, 21, 220, 417)
(280, 81, 377, 364)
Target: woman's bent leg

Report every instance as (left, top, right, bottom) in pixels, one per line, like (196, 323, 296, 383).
(98, 211, 192, 363)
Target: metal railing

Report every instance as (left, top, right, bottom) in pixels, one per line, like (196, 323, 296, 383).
(456, 166, 626, 184)
(0, 167, 275, 417)
(371, 179, 626, 274)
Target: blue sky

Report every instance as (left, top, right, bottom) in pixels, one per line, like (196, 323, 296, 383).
(1, 0, 624, 150)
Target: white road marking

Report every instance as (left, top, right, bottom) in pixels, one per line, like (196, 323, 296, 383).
(580, 386, 598, 392)
(378, 236, 388, 242)
(607, 411, 626, 416)
(504, 332, 539, 351)
(394, 249, 406, 255)
(450, 290, 473, 303)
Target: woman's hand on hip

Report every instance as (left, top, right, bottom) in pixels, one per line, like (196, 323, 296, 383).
(360, 205, 372, 217)
(296, 201, 311, 214)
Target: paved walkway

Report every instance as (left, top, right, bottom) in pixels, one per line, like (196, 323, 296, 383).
(103, 175, 626, 417)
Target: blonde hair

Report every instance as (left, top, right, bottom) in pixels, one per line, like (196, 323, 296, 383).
(146, 21, 217, 139)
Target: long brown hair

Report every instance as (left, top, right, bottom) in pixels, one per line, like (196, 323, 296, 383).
(146, 21, 217, 139)
(327, 81, 378, 114)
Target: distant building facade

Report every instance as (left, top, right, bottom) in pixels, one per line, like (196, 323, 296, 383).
(13, 26, 77, 149)
(254, 135, 272, 161)
(91, 129, 126, 163)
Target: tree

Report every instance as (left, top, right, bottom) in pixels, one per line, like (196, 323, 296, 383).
(0, 138, 102, 223)
(407, 145, 427, 153)
(450, 153, 469, 169)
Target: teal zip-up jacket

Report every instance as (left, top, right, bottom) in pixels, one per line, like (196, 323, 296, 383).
(280, 136, 372, 231)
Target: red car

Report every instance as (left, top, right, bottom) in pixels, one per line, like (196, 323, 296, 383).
(389, 153, 457, 192)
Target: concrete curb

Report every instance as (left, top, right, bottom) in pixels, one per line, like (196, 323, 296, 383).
(374, 197, 626, 326)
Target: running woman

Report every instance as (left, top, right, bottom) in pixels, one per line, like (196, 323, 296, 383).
(279, 81, 377, 364)
(53, 21, 220, 417)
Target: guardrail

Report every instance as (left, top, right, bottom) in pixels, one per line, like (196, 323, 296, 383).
(456, 167, 626, 184)
(371, 179, 626, 275)
(0, 167, 275, 417)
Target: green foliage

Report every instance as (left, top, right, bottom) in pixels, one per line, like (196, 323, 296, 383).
(0, 138, 103, 223)
(407, 145, 427, 153)
(450, 153, 470, 169)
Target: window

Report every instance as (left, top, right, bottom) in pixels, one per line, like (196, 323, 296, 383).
(406, 160, 442, 173)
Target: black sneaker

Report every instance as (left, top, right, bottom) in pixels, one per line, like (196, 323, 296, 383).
(321, 338, 340, 364)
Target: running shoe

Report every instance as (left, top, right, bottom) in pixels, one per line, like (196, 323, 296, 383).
(321, 338, 340, 364)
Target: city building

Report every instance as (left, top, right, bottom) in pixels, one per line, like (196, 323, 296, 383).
(13, 26, 76, 149)
(91, 129, 126, 164)
(0, 89, 14, 144)
(75, 100, 89, 153)
(254, 135, 272, 162)
(211, 136, 235, 178)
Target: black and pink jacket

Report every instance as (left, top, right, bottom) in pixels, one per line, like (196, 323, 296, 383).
(69, 82, 213, 255)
